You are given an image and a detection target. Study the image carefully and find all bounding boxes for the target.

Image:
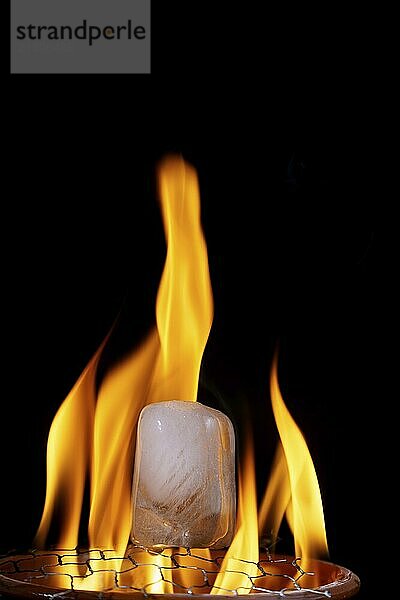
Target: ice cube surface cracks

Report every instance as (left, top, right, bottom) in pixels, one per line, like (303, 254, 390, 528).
(132, 401, 236, 548)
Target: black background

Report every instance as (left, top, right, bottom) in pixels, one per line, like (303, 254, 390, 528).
(3, 4, 386, 600)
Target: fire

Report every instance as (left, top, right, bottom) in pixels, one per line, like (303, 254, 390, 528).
(153, 157, 213, 402)
(258, 442, 291, 548)
(35, 343, 102, 549)
(87, 156, 212, 555)
(85, 331, 161, 590)
(211, 430, 259, 594)
(35, 156, 329, 594)
(259, 353, 329, 562)
(35, 156, 213, 591)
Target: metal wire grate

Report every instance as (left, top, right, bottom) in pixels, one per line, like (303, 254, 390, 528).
(0, 544, 334, 598)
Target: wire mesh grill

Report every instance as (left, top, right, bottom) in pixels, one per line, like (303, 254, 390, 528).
(0, 544, 336, 598)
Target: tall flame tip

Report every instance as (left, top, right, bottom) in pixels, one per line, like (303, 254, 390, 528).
(37, 157, 213, 591)
(35, 160, 329, 594)
(267, 353, 329, 562)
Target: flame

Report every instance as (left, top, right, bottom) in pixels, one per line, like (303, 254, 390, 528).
(258, 442, 291, 547)
(86, 156, 212, 554)
(36, 156, 213, 592)
(211, 431, 259, 594)
(265, 353, 329, 561)
(172, 548, 213, 590)
(36, 156, 329, 595)
(34, 344, 102, 549)
(88, 330, 159, 553)
(152, 156, 213, 402)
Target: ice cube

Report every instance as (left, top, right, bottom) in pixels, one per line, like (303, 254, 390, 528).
(131, 400, 236, 548)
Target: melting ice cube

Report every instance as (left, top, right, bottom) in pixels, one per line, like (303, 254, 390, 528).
(131, 400, 236, 548)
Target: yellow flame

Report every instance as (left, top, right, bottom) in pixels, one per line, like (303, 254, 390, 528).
(211, 431, 259, 595)
(172, 548, 212, 590)
(88, 330, 159, 553)
(35, 156, 331, 594)
(36, 156, 213, 592)
(152, 155, 213, 402)
(268, 353, 328, 561)
(258, 442, 291, 547)
(34, 344, 102, 549)
(78, 331, 162, 591)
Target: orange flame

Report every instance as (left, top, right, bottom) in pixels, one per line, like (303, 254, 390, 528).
(152, 156, 213, 402)
(211, 430, 259, 594)
(260, 353, 329, 562)
(258, 442, 291, 548)
(35, 156, 213, 591)
(36, 157, 329, 594)
(88, 330, 159, 552)
(34, 344, 102, 549)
